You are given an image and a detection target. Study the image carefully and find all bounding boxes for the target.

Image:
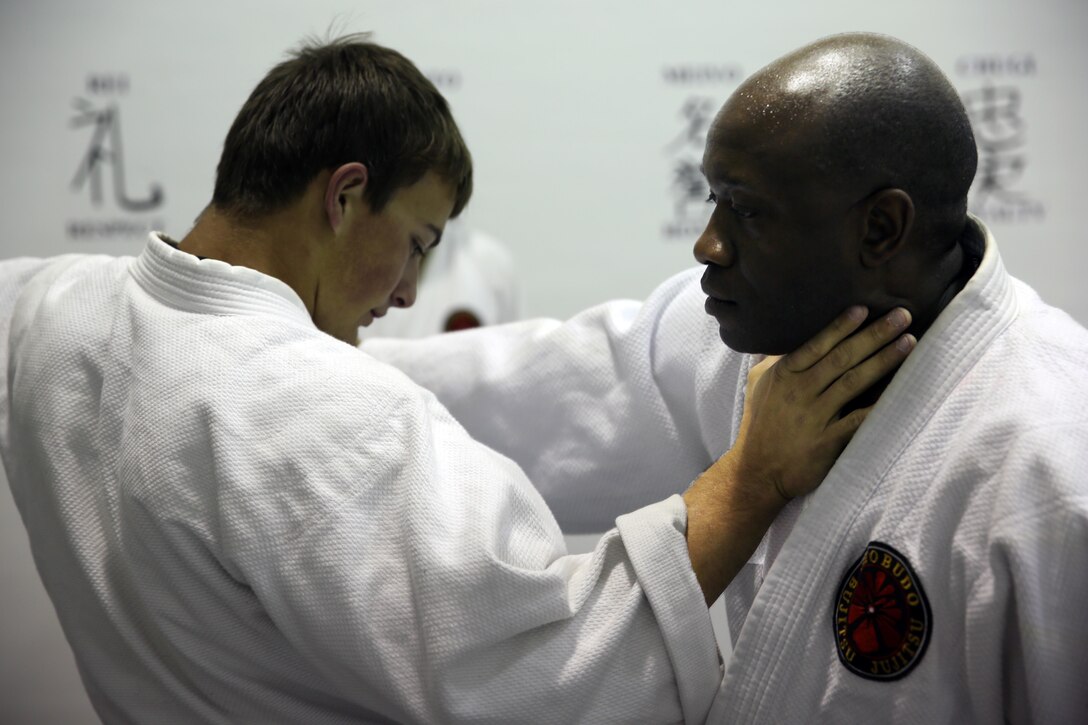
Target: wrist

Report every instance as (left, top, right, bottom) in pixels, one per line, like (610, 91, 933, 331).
(711, 449, 792, 516)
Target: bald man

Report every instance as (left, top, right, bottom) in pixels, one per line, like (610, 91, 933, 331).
(365, 33, 1088, 723)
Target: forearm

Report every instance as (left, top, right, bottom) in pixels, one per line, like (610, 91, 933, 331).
(683, 452, 785, 605)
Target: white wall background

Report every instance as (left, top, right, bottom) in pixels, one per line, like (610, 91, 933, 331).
(1, 0, 1085, 721)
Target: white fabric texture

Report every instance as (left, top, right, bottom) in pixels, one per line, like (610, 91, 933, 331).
(371, 271, 745, 536)
(364, 218, 1088, 724)
(361, 222, 520, 339)
(0, 234, 722, 724)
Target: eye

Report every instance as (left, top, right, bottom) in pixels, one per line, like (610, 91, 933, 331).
(708, 189, 756, 219)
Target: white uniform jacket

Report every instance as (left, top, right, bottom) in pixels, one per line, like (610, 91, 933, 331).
(0, 235, 723, 724)
(365, 219, 1088, 723)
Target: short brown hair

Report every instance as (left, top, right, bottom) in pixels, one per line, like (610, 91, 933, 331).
(212, 34, 472, 219)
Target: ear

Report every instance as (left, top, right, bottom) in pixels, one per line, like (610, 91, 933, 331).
(324, 162, 369, 232)
(858, 188, 914, 268)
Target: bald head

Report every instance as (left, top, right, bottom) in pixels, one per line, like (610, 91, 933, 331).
(723, 32, 977, 241)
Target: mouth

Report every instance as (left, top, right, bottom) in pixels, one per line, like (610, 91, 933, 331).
(704, 296, 737, 319)
(360, 308, 388, 328)
(700, 267, 739, 322)
(356, 306, 382, 326)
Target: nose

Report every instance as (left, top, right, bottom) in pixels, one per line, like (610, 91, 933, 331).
(693, 214, 735, 268)
(391, 260, 420, 309)
(391, 280, 417, 309)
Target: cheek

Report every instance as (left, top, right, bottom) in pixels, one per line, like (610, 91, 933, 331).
(370, 265, 407, 301)
(786, 264, 858, 335)
(365, 237, 411, 283)
(345, 257, 399, 303)
(750, 247, 849, 323)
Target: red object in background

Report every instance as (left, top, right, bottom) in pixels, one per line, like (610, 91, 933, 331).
(444, 309, 482, 332)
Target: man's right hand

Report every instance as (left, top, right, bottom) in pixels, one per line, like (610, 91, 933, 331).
(683, 306, 915, 605)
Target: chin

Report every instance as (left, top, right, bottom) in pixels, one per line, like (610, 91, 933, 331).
(716, 326, 798, 356)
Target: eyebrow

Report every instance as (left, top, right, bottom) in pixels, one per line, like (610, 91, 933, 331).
(699, 165, 759, 194)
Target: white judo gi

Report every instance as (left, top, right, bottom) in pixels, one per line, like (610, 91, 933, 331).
(0, 235, 723, 724)
(365, 217, 1088, 723)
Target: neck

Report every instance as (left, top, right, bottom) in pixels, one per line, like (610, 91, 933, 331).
(902, 236, 969, 342)
(179, 205, 320, 315)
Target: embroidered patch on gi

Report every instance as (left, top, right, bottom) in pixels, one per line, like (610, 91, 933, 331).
(833, 541, 931, 681)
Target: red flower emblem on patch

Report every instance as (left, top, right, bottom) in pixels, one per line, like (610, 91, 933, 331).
(847, 569, 905, 654)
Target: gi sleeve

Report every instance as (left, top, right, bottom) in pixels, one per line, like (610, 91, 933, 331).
(362, 266, 747, 533)
(229, 366, 723, 723)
